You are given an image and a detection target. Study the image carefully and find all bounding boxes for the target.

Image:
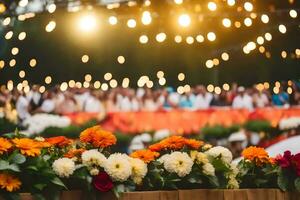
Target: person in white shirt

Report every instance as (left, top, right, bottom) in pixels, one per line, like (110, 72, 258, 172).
(84, 91, 105, 113)
(16, 92, 30, 120)
(232, 87, 253, 110)
(193, 85, 213, 109)
(74, 89, 90, 111)
(253, 89, 270, 108)
(40, 91, 55, 113)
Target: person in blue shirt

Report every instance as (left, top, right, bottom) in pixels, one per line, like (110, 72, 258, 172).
(272, 87, 289, 106)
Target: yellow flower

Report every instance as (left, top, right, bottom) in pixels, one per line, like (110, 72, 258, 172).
(0, 137, 12, 155)
(12, 138, 42, 157)
(0, 173, 21, 192)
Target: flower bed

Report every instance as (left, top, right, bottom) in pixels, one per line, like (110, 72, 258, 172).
(0, 125, 299, 199)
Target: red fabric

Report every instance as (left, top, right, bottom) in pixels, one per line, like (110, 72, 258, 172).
(64, 108, 300, 134)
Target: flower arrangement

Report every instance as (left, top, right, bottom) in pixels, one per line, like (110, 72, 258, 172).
(279, 117, 300, 131)
(1, 125, 300, 199)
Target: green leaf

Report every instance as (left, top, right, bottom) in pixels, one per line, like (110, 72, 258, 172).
(34, 183, 48, 191)
(0, 160, 20, 172)
(0, 160, 10, 170)
(10, 153, 26, 164)
(295, 178, 300, 192)
(51, 177, 67, 189)
(27, 165, 38, 171)
(277, 170, 289, 191)
(7, 164, 20, 172)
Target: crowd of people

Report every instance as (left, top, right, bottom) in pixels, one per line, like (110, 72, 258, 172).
(0, 81, 300, 121)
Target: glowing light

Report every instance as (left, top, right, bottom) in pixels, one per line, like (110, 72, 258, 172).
(257, 36, 264, 45)
(287, 87, 293, 94)
(19, 70, 25, 78)
(178, 73, 185, 81)
(207, 32, 216, 41)
(9, 59, 16, 67)
(19, 0, 28, 7)
(221, 52, 229, 61)
(117, 56, 125, 64)
(243, 46, 250, 54)
(234, 21, 241, 28)
(127, 19, 137, 28)
(296, 49, 300, 56)
(177, 86, 184, 94)
(139, 35, 149, 44)
(261, 14, 269, 23)
(146, 81, 153, 88)
(0, 3, 6, 14)
(264, 32, 272, 41)
(85, 74, 92, 82)
(156, 32, 167, 42)
(45, 76, 52, 84)
(5, 31, 13, 40)
(122, 78, 130, 88)
(174, 0, 183, 5)
(222, 18, 231, 28)
(45, 21, 56, 32)
(178, 14, 191, 27)
(206, 60, 214, 68)
(47, 4, 56, 13)
(159, 78, 166, 86)
(144, 0, 151, 6)
(83, 82, 90, 88)
(213, 58, 219, 66)
(0, 60, 4, 69)
(175, 35, 182, 43)
(157, 71, 164, 78)
(244, 18, 252, 27)
(289, 9, 297, 18)
(278, 24, 287, 34)
(11, 47, 19, 55)
(142, 11, 152, 25)
(29, 59, 37, 67)
(281, 51, 287, 58)
(60, 82, 68, 92)
(94, 81, 101, 89)
(214, 86, 221, 94)
(7, 81, 14, 91)
(207, 2, 217, 11)
(78, 14, 97, 32)
(244, 2, 253, 12)
(3, 17, 10, 26)
(196, 35, 204, 43)
(81, 55, 89, 63)
(273, 87, 279, 94)
(227, 0, 235, 6)
(108, 16, 118, 25)
(247, 41, 256, 51)
(223, 83, 230, 91)
(109, 79, 118, 88)
(18, 32, 26, 40)
(69, 80, 76, 88)
(186, 36, 194, 44)
(39, 86, 46, 93)
(207, 84, 214, 92)
(101, 83, 109, 91)
(104, 73, 112, 81)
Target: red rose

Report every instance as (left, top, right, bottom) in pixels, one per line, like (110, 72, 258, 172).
(93, 172, 113, 192)
(292, 153, 300, 176)
(276, 151, 292, 168)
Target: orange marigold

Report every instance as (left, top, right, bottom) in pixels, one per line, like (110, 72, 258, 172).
(80, 125, 116, 148)
(0, 173, 21, 192)
(184, 139, 204, 150)
(130, 149, 160, 163)
(0, 138, 13, 155)
(64, 148, 85, 158)
(12, 138, 42, 157)
(242, 146, 270, 166)
(46, 136, 72, 147)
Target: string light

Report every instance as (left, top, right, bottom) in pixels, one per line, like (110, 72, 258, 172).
(109, 79, 118, 88)
(47, 4, 56, 13)
(196, 35, 204, 43)
(207, 2, 217, 11)
(45, 21, 56, 32)
(261, 14, 269, 23)
(0, 60, 4, 69)
(127, 19, 137, 28)
(178, 14, 191, 27)
(117, 56, 125, 64)
(159, 78, 166, 86)
(289, 9, 297, 18)
(18, 32, 26, 40)
(205, 60, 214, 68)
(45, 76, 52, 84)
(264, 32, 272, 41)
(257, 36, 264, 45)
(174, 35, 182, 43)
(281, 51, 287, 58)
(207, 84, 214, 92)
(157, 71, 164, 78)
(78, 14, 97, 32)
(221, 52, 229, 61)
(5, 31, 13, 40)
(174, 0, 183, 5)
(9, 59, 16, 67)
(139, 35, 149, 44)
(186, 36, 194, 44)
(122, 78, 130, 88)
(227, 0, 235, 6)
(278, 24, 287, 34)
(19, 70, 26, 78)
(141, 11, 152, 25)
(156, 32, 167, 42)
(2, 17, 10, 26)
(11, 47, 19, 55)
(222, 18, 231, 28)
(19, 0, 28, 7)
(244, 18, 252, 27)
(244, 2, 253, 12)
(94, 81, 101, 89)
(178, 73, 185, 81)
(81, 55, 89, 63)
(207, 32, 216, 41)
(223, 83, 230, 91)
(85, 74, 92, 82)
(108, 16, 118, 25)
(104, 73, 112, 81)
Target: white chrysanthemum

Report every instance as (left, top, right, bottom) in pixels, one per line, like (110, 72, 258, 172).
(227, 177, 239, 189)
(157, 154, 170, 164)
(129, 158, 148, 184)
(52, 158, 76, 178)
(104, 153, 132, 182)
(90, 168, 99, 176)
(202, 163, 215, 176)
(192, 152, 209, 164)
(82, 149, 106, 167)
(164, 152, 193, 177)
(279, 117, 300, 130)
(205, 146, 233, 163)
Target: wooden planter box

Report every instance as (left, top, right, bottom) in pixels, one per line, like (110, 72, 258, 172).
(1, 189, 299, 200)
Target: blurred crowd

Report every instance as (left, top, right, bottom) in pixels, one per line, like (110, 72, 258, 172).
(0, 81, 300, 121)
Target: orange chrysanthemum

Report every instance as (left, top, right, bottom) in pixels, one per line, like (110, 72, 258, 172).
(64, 148, 85, 158)
(130, 149, 160, 163)
(0, 173, 21, 192)
(149, 136, 203, 152)
(46, 136, 72, 147)
(80, 125, 117, 148)
(12, 138, 42, 157)
(242, 146, 270, 166)
(0, 138, 13, 155)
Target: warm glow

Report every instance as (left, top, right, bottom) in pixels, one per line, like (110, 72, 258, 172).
(127, 19, 137, 28)
(47, 4, 56, 13)
(227, 0, 235, 6)
(9, 59, 16, 67)
(278, 24, 287, 34)
(178, 14, 191, 27)
(139, 35, 149, 44)
(5, 31, 13, 40)
(244, 2, 253, 12)
(108, 16, 118, 25)
(19, 70, 26, 78)
(175, 35, 182, 43)
(244, 18, 252, 27)
(104, 73, 112, 81)
(257, 36, 264, 45)
(45, 76, 52, 84)
(78, 14, 97, 32)
(117, 56, 125, 64)
(186, 36, 194, 44)
(207, 32, 216, 41)
(11, 47, 19, 55)
(206, 60, 214, 68)
(157, 71, 164, 78)
(29, 59, 37, 67)
(18, 32, 26, 40)
(289, 9, 298, 18)
(264, 33, 272, 41)
(45, 21, 56, 32)
(174, 0, 183, 5)
(81, 55, 89, 63)
(142, 11, 152, 25)
(156, 32, 167, 42)
(261, 14, 269, 23)
(196, 35, 204, 43)
(208, 2, 217, 11)
(178, 73, 185, 81)
(221, 52, 229, 61)
(222, 18, 231, 28)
